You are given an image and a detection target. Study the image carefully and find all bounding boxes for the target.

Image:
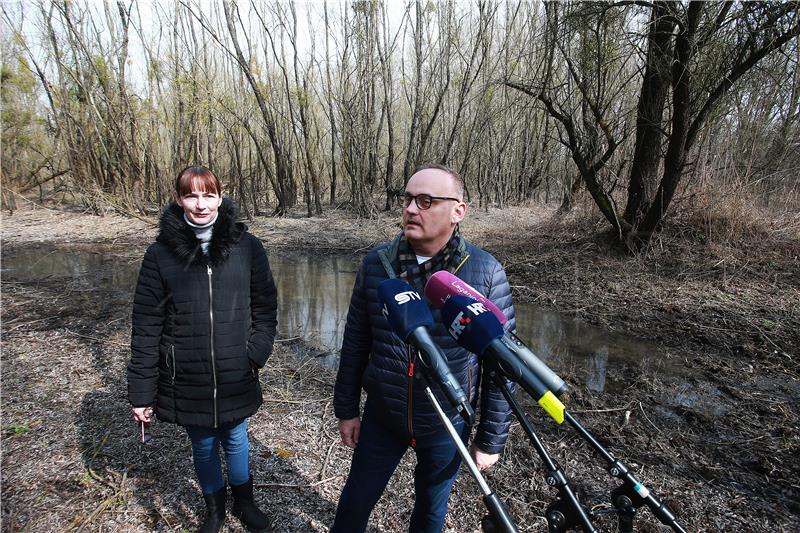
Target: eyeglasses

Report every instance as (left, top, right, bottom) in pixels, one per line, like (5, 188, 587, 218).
(403, 192, 461, 210)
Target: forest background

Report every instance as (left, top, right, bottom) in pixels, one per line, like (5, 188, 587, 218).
(2, 0, 799, 238)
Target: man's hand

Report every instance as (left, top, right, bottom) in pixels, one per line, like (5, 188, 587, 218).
(470, 443, 500, 471)
(338, 417, 361, 448)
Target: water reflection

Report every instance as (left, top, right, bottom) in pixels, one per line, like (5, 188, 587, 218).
(586, 348, 609, 393)
(2, 247, 676, 391)
(1, 248, 139, 291)
(269, 255, 360, 351)
(270, 256, 665, 394)
(513, 306, 673, 393)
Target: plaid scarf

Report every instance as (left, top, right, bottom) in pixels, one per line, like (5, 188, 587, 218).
(398, 226, 464, 293)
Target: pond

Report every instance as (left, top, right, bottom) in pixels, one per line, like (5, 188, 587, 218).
(2, 247, 681, 394)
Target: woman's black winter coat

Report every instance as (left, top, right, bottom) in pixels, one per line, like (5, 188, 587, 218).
(128, 199, 277, 428)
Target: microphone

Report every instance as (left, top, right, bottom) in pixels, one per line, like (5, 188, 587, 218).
(377, 279, 475, 423)
(425, 270, 508, 325)
(425, 271, 568, 398)
(442, 295, 565, 424)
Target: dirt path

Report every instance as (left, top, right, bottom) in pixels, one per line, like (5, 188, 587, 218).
(2, 204, 798, 532)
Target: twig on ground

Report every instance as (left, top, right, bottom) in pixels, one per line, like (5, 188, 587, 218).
(318, 438, 338, 481)
(72, 493, 118, 533)
(570, 406, 631, 414)
(638, 401, 661, 433)
(5, 315, 62, 331)
(66, 330, 127, 346)
(255, 475, 342, 489)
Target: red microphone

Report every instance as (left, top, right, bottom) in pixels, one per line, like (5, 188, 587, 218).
(424, 271, 508, 325)
(425, 270, 568, 398)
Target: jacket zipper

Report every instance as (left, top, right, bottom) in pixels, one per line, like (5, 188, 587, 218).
(407, 345, 416, 445)
(207, 265, 218, 428)
(466, 364, 473, 403)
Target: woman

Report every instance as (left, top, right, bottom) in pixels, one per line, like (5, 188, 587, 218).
(128, 165, 277, 533)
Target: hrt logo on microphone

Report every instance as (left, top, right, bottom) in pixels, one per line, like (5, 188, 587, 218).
(466, 302, 489, 315)
(449, 312, 472, 339)
(449, 302, 487, 339)
(394, 291, 422, 305)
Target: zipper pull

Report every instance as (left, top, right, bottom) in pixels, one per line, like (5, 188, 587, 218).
(408, 362, 415, 377)
(207, 265, 212, 275)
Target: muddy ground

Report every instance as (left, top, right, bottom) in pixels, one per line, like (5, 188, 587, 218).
(2, 203, 798, 532)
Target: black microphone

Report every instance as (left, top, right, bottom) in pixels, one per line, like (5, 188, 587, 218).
(442, 295, 565, 424)
(377, 279, 475, 424)
(425, 271, 568, 398)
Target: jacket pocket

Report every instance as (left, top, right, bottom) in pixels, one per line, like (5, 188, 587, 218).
(168, 345, 176, 382)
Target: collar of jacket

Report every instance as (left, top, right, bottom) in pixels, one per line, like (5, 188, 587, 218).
(156, 197, 246, 267)
(377, 232, 469, 279)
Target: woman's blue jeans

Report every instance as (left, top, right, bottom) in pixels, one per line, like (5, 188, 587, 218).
(185, 418, 250, 495)
(330, 402, 467, 533)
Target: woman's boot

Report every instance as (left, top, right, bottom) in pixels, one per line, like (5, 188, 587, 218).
(198, 487, 226, 533)
(230, 476, 270, 532)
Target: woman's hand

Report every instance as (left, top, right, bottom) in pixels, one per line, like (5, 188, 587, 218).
(132, 407, 153, 423)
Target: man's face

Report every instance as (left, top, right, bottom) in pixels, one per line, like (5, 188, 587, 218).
(402, 168, 466, 254)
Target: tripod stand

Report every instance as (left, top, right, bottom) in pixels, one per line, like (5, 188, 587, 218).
(429, 280, 690, 532)
(417, 369, 519, 533)
(488, 363, 687, 533)
(488, 366, 598, 533)
(562, 411, 687, 533)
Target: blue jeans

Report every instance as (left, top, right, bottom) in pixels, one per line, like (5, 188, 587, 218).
(185, 419, 250, 494)
(331, 402, 467, 533)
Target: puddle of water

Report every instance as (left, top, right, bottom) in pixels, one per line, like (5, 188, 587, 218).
(1, 248, 139, 292)
(513, 307, 682, 394)
(269, 254, 361, 352)
(2, 247, 681, 394)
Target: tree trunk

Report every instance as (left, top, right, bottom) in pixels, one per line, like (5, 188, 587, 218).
(623, 3, 674, 226)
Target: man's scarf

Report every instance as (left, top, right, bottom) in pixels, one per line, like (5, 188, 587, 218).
(397, 226, 463, 293)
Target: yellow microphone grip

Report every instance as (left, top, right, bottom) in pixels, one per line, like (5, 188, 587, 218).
(538, 390, 565, 424)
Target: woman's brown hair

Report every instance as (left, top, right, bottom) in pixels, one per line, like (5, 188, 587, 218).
(174, 165, 222, 197)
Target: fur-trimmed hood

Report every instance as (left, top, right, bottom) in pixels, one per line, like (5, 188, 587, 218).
(156, 197, 246, 267)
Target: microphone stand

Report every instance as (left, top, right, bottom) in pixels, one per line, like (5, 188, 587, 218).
(417, 370, 519, 533)
(562, 412, 688, 533)
(487, 367, 597, 533)
(485, 365, 687, 532)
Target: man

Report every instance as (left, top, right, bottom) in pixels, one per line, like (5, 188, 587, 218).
(331, 164, 515, 532)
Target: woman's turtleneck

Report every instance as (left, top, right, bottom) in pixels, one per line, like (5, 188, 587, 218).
(184, 213, 218, 254)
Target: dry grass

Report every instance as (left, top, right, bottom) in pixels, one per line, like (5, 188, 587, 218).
(0, 274, 759, 533)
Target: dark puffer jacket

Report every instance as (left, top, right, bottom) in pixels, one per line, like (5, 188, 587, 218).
(128, 199, 277, 428)
(333, 234, 515, 453)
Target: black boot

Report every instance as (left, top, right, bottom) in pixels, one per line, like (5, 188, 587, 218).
(197, 487, 226, 533)
(230, 476, 270, 532)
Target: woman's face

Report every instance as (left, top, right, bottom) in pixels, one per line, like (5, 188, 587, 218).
(176, 188, 222, 225)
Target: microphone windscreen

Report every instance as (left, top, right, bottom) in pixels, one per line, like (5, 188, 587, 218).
(425, 271, 508, 325)
(441, 295, 504, 355)
(377, 278, 434, 340)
